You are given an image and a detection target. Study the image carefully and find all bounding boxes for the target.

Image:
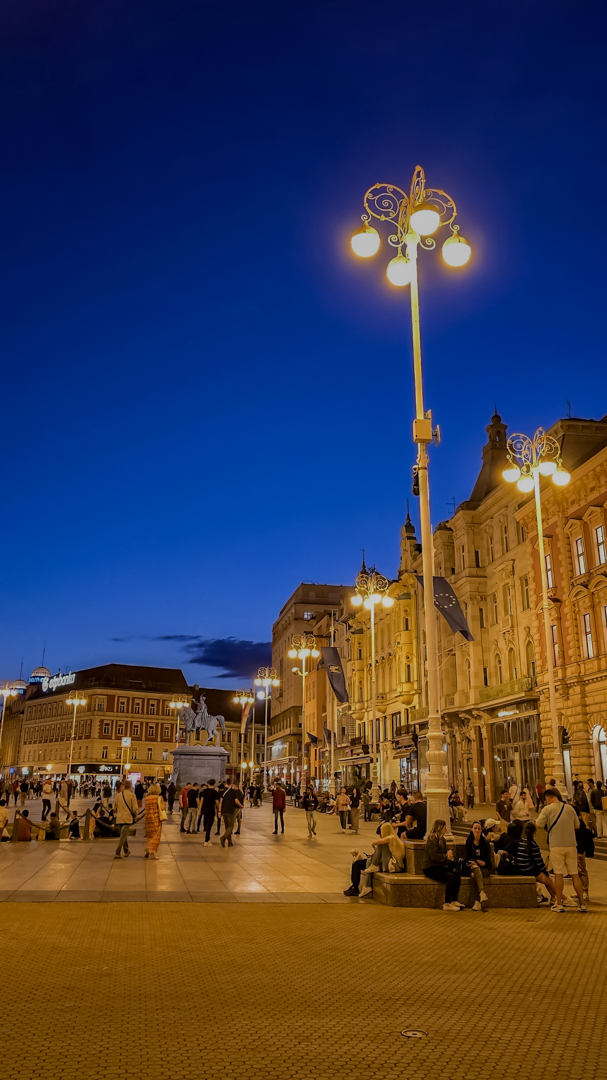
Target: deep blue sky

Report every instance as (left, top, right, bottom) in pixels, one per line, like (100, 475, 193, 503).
(1, 0, 605, 686)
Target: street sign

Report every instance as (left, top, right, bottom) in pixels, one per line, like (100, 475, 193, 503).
(122, 737, 131, 747)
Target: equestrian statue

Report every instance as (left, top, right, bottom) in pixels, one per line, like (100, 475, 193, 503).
(179, 695, 226, 747)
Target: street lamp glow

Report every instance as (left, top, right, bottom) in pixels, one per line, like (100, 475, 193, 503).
(363, 597, 373, 609)
(409, 202, 441, 235)
(516, 475, 535, 493)
(351, 224, 380, 257)
(538, 459, 557, 476)
(381, 595, 394, 608)
(350, 594, 363, 607)
(311, 648, 320, 658)
(288, 649, 297, 659)
(257, 691, 265, 700)
(442, 233, 471, 267)
(553, 467, 570, 486)
(299, 648, 310, 658)
(502, 464, 521, 483)
(386, 254, 412, 287)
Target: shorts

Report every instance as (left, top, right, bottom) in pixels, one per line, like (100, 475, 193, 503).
(549, 846, 578, 876)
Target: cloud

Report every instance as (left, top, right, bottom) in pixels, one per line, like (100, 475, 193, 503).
(181, 637, 272, 680)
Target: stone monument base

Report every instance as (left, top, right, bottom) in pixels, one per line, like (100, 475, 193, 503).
(170, 744, 228, 788)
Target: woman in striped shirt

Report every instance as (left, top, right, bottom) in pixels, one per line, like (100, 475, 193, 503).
(515, 822, 556, 904)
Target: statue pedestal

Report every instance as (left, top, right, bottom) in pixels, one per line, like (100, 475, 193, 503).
(170, 744, 228, 788)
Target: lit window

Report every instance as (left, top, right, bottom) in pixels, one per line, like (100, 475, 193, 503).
(96, 701, 105, 712)
(597, 525, 606, 566)
(583, 613, 594, 659)
(551, 625, 560, 666)
(575, 537, 586, 575)
(147, 747, 153, 761)
(303, 611, 315, 621)
(101, 746, 108, 760)
(545, 554, 553, 588)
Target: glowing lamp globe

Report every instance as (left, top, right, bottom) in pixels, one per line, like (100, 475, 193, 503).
(350, 594, 363, 607)
(409, 202, 441, 236)
(442, 233, 471, 267)
(553, 467, 571, 487)
(311, 648, 320, 658)
(382, 595, 394, 608)
(502, 465, 521, 484)
(300, 648, 310, 658)
(386, 254, 412, 287)
(351, 225, 380, 258)
(538, 460, 557, 476)
(288, 649, 298, 659)
(254, 678, 261, 686)
(257, 691, 264, 700)
(363, 597, 373, 610)
(272, 678, 280, 686)
(517, 475, 535, 493)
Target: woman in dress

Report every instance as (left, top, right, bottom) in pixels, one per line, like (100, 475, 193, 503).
(144, 783, 166, 860)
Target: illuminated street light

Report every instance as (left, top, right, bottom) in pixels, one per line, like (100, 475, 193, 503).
(350, 562, 393, 797)
(289, 634, 320, 788)
(233, 690, 254, 787)
(66, 691, 88, 779)
(503, 428, 570, 786)
(351, 165, 471, 828)
(254, 667, 280, 787)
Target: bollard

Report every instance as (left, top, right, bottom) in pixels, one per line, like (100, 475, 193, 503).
(82, 808, 91, 841)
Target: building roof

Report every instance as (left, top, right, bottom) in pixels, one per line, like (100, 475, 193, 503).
(459, 411, 509, 511)
(27, 663, 191, 699)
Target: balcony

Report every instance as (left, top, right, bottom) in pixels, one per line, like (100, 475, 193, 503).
(478, 676, 537, 703)
(410, 706, 429, 722)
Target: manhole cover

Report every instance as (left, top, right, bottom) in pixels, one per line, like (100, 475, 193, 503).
(401, 1029, 428, 1039)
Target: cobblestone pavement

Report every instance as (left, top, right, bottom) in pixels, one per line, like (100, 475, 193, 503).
(1, 899, 605, 1080)
(3, 797, 607, 904)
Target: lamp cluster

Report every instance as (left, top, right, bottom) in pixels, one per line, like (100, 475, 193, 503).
(502, 429, 570, 493)
(288, 634, 320, 671)
(66, 692, 87, 708)
(350, 565, 394, 610)
(233, 691, 254, 706)
(255, 666, 280, 700)
(169, 695, 190, 710)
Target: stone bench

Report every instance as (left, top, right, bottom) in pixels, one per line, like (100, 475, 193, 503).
(372, 872, 537, 908)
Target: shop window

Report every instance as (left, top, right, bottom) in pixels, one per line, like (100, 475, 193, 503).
(101, 746, 108, 760)
(597, 525, 606, 566)
(545, 554, 553, 588)
(583, 613, 594, 659)
(575, 537, 586, 575)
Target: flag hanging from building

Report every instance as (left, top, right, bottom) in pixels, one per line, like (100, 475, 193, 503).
(323, 724, 337, 747)
(306, 731, 319, 747)
(240, 701, 254, 737)
(318, 647, 349, 703)
(416, 576, 474, 641)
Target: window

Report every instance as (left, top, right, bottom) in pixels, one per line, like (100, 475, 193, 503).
(147, 747, 153, 761)
(521, 575, 530, 610)
(101, 746, 108, 760)
(404, 617, 410, 631)
(115, 748, 121, 760)
(147, 725, 155, 737)
(489, 534, 494, 562)
(475, 549, 481, 568)
(162, 725, 170, 739)
(492, 593, 498, 624)
(103, 722, 110, 735)
(132, 723, 140, 736)
(117, 723, 124, 736)
(526, 640, 536, 677)
(96, 701, 105, 712)
(119, 700, 126, 713)
(131, 746, 137, 760)
(519, 523, 526, 543)
(479, 607, 485, 629)
(597, 526, 606, 566)
(583, 613, 594, 659)
(483, 667, 489, 687)
(575, 536, 586, 575)
(502, 523, 509, 553)
(358, 685, 363, 701)
(134, 701, 141, 714)
(460, 544, 465, 570)
(545, 553, 553, 588)
(496, 655, 502, 683)
(405, 663, 412, 683)
(256, 732, 262, 744)
(303, 611, 315, 621)
(357, 647, 363, 660)
(162, 749, 168, 761)
(149, 702, 156, 715)
(225, 731, 232, 743)
(551, 624, 560, 666)
(465, 660, 471, 690)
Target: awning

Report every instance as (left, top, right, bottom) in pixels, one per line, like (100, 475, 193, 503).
(338, 755, 373, 765)
(393, 748, 418, 759)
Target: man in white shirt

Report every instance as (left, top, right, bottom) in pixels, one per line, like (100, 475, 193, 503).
(114, 781, 138, 859)
(536, 790, 585, 913)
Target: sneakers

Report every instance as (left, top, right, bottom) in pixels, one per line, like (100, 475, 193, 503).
(114, 854, 121, 859)
(343, 886, 359, 896)
(451, 901, 465, 909)
(358, 886, 372, 898)
(579, 904, 587, 913)
(479, 890, 488, 903)
(124, 849, 130, 858)
(563, 896, 577, 908)
(443, 902, 461, 910)
(551, 904, 565, 913)
(472, 901, 482, 911)
(220, 837, 226, 847)
(537, 895, 550, 905)
(204, 841, 212, 847)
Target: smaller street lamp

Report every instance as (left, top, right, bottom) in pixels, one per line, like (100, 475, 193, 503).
(169, 696, 190, 746)
(503, 427, 570, 786)
(233, 690, 254, 786)
(288, 635, 320, 789)
(350, 562, 394, 797)
(66, 692, 88, 780)
(254, 666, 280, 788)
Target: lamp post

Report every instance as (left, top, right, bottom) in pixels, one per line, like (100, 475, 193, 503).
(169, 696, 190, 742)
(350, 562, 394, 798)
(65, 692, 88, 780)
(255, 667, 280, 788)
(288, 634, 320, 789)
(0, 683, 20, 776)
(233, 691, 254, 787)
(503, 428, 570, 787)
(351, 165, 471, 827)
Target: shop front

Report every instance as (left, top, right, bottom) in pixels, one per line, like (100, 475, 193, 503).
(490, 713, 543, 793)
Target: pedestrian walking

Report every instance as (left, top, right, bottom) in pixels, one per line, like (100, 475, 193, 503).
(422, 819, 463, 910)
(144, 783, 166, 860)
(134, 780, 145, 809)
(41, 778, 53, 821)
(184, 783, 199, 833)
(302, 785, 318, 837)
(114, 780, 138, 859)
(198, 780, 219, 845)
(349, 787, 361, 834)
(179, 783, 191, 832)
(465, 778, 474, 809)
(272, 782, 286, 834)
(574, 816, 594, 903)
(536, 788, 586, 912)
(19, 780, 28, 807)
(102, 782, 112, 809)
(335, 787, 351, 831)
(167, 781, 176, 814)
(362, 788, 372, 822)
(592, 781, 605, 837)
(219, 781, 244, 847)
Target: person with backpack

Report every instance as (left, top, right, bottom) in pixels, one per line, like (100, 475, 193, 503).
(574, 816, 594, 904)
(536, 788, 586, 912)
(114, 780, 138, 859)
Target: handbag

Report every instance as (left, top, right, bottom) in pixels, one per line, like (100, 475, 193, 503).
(158, 796, 167, 822)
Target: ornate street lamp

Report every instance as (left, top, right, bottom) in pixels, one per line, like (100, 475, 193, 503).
(255, 666, 280, 788)
(66, 691, 88, 779)
(503, 428, 570, 787)
(233, 690, 255, 787)
(288, 634, 320, 789)
(351, 164, 471, 827)
(350, 562, 394, 796)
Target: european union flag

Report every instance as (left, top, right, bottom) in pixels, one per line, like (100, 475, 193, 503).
(416, 576, 474, 641)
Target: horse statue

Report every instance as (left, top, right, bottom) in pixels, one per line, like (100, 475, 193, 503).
(179, 695, 226, 747)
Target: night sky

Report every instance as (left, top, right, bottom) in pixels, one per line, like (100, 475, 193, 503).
(1, 1, 605, 685)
